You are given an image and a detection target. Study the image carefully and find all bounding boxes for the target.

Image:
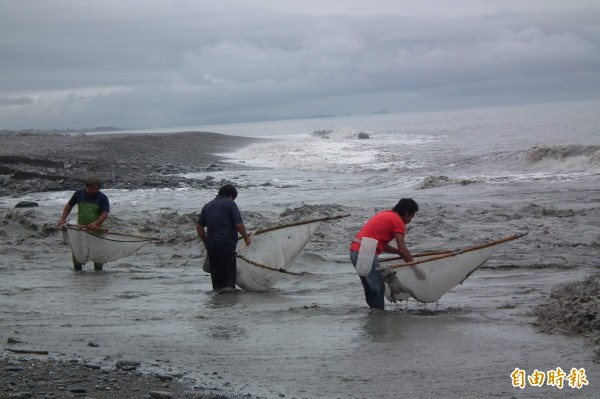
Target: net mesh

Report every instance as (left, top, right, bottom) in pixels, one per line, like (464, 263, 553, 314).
(390, 244, 503, 303)
(65, 227, 151, 264)
(235, 221, 322, 291)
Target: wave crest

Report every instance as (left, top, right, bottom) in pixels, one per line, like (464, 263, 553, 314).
(417, 175, 478, 189)
(523, 145, 600, 172)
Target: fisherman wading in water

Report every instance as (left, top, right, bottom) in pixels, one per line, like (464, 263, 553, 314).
(59, 176, 110, 271)
(196, 184, 251, 293)
(350, 198, 424, 310)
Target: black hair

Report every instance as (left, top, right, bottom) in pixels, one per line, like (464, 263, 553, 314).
(217, 184, 238, 199)
(85, 176, 101, 188)
(392, 198, 418, 216)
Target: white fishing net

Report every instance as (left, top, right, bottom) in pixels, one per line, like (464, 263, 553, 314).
(235, 221, 323, 292)
(387, 244, 504, 303)
(65, 227, 151, 264)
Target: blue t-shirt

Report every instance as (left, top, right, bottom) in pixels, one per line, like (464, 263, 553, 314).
(68, 188, 110, 212)
(198, 196, 243, 248)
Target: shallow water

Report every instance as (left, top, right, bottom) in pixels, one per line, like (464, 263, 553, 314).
(1, 242, 597, 398)
(2, 178, 598, 398)
(2, 100, 599, 398)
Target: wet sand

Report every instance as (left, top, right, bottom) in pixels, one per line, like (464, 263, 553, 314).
(1, 131, 599, 398)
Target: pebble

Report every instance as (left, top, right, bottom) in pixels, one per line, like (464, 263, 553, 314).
(149, 391, 175, 399)
(8, 393, 33, 399)
(116, 359, 141, 370)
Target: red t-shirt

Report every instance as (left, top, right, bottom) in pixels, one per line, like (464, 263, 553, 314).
(350, 210, 406, 255)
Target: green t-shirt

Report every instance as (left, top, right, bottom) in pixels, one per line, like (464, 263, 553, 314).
(68, 188, 110, 225)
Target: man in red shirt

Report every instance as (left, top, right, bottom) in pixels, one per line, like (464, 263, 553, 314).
(350, 198, 421, 309)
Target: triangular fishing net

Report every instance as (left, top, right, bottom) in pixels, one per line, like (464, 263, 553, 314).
(65, 226, 151, 264)
(235, 220, 323, 291)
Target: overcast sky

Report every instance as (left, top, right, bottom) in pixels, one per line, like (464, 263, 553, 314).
(1, 0, 599, 130)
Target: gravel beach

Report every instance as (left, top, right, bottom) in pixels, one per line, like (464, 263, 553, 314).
(0, 131, 266, 195)
(1, 356, 206, 399)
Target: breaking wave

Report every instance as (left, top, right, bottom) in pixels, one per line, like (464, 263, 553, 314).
(523, 145, 600, 173)
(417, 175, 480, 190)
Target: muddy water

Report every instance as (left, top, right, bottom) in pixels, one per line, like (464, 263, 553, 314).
(2, 127, 600, 398)
(2, 254, 597, 398)
(1, 183, 598, 398)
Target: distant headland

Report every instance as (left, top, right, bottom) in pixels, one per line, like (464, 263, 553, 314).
(0, 126, 122, 135)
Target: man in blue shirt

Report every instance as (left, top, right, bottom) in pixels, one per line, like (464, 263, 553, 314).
(59, 176, 110, 271)
(196, 184, 251, 292)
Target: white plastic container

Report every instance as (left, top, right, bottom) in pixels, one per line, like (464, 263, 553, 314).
(355, 237, 378, 276)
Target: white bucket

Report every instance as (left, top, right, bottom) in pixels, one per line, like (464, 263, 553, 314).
(355, 237, 378, 276)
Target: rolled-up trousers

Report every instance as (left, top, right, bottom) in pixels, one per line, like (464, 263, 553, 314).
(350, 251, 384, 310)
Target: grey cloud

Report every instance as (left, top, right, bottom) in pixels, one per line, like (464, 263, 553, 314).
(0, 0, 599, 129)
(0, 97, 34, 106)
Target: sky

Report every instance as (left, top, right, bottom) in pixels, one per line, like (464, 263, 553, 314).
(1, 0, 599, 130)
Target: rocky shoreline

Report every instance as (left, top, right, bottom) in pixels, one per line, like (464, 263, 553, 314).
(534, 272, 600, 363)
(1, 355, 238, 399)
(0, 131, 267, 196)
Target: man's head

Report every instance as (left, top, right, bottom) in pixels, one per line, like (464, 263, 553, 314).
(392, 198, 418, 224)
(85, 176, 101, 196)
(217, 184, 238, 200)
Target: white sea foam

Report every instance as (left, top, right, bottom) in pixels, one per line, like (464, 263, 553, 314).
(223, 128, 437, 173)
(522, 145, 600, 173)
(229, 137, 379, 171)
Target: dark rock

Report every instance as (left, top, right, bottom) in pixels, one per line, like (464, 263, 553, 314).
(14, 201, 39, 208)
(149, 391, 175, 399)
(157, 373, 173, 381)
(358, 132, 370, 139)
(116, 360, 141, 370)
(8, 393, 33, 399)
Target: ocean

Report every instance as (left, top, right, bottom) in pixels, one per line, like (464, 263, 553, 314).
(2, 99, 599, 398)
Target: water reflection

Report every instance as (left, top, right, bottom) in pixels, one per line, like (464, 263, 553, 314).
(207, 324, 248, 340)
(68, 269, 114, 293)
(205, 289, 243, 309)
(359, 311, 409, 343)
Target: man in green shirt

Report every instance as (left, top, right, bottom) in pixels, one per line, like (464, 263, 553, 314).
(59, 176, 110, 271)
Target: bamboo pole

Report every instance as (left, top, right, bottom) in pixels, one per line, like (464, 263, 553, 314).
(380, 249, 454, 263)
(236, 254, 305, 276)
(233, 215, 350, 275)
(240, 213, 350, 239)
(385, 233, 527, 270)
(67, 223, 163, 241)
(239, 226, 261, 252)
